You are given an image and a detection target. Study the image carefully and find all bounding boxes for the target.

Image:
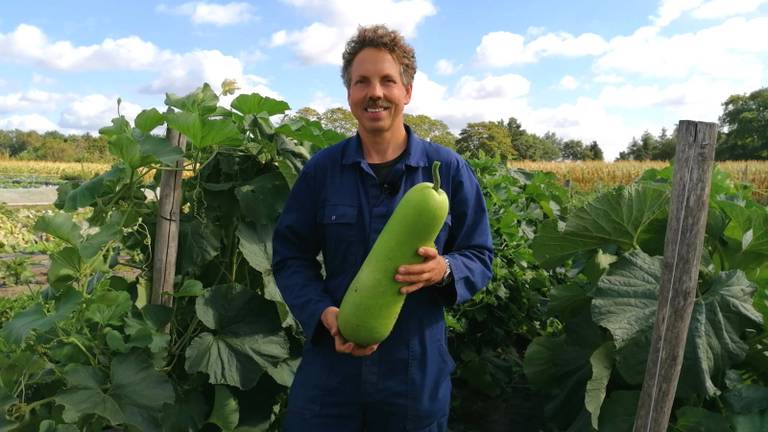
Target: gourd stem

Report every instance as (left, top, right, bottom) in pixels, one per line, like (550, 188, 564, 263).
(432, 161, 441, 191)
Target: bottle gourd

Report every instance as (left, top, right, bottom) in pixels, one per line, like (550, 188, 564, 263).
(337, 161, 449, 346)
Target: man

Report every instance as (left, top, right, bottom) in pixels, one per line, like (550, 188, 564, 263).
(272, 24, 493, 431)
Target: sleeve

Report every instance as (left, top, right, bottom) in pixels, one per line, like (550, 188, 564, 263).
(271, 163, 335, 341)
(439, 157, 494, 305)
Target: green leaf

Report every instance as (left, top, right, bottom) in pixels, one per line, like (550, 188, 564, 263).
(723, 384, 768, 414)
(730, 412, 768, 431)
(0, 387, 18, 432)
(62, 165, 128, 211)
(33, 212, 82, 246)
(170, 279, 204, 297)
(134, 108, 165, 133)
(186, 284, 289, 389)
(178, 218, 220, 275)
(208, 385, 239, 431)
(55, 387, 124, 425)
(138, 134, 184, 166)
(109, 351, 175, 431)
(198, 118, 242, 148)
(231, 94, 289, 117)
(585, 342, 614, 430)
(109, 134, 142, 168)
(598, 391, 639, 432)
(165, 83, 219, 115)
(166, 111, 202, 146)
(236, 171, 289, 235)
(673, 406, 730, 431)
(79, 214, 123, 259)
(99, 116, 131, 137)
(531, 183, 669, 268)
(47, 247, 82, 288)
(0, 288, 82, 344)
(592, 250, 763, 397)
(85, 291, 132, 326)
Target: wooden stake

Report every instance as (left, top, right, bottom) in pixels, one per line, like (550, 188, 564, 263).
(151, 128, 186, 306)
(632, 120, 718, 432)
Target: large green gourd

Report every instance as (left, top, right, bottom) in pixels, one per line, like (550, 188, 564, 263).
(337, 161, 449, 346)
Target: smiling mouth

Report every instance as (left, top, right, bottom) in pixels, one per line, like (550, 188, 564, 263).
(365, 107, 388, 113)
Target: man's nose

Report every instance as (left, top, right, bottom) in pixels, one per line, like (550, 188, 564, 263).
(368, 82, 384, 98)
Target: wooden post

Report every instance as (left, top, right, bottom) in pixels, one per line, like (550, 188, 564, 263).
(151, 128, 187, 306)
(632, 121, 718, 432)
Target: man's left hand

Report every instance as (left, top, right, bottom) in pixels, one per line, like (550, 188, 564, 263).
(395, 247, 448, 294)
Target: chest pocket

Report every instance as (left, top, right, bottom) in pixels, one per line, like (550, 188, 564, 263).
(319, 205, 359, 273)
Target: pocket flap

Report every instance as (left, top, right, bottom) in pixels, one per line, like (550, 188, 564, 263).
(321, 205, 358, 224)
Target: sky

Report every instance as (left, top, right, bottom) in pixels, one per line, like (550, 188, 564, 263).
(1, 0, 767, 160)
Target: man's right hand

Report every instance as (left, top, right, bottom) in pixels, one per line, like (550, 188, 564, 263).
(321, 306, 379, 357)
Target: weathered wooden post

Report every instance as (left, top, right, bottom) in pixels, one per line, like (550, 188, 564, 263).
(632, 120, 718, 432)
(151, 128, 186, 306)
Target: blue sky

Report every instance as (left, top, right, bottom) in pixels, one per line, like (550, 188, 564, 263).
(1, 0, 767, 160)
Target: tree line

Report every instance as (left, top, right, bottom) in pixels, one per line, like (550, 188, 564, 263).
(2, 86, 766, 162)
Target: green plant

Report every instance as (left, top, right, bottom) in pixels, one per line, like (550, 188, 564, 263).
(525, 166, 768, 431)
(0, 82, 345, 431)
(0, 256, 35, 285)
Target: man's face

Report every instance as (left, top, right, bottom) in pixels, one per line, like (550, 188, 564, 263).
(347, 47, 412, 138)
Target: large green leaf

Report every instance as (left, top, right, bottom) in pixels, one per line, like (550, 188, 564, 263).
(47, 247, 82, 288)
(137, 133, 184, 166)
(78, 213, 123, 259)
(165, 111, 202, 146)
(33, 212, 82, 246)
(236, 171, 289, 229)
(585, 342, 614, 430)
(186, 284, 290, 390)
(61, 165, 127, 211)
(231, 94, 289, 117)
(237, 223, 297, 331)
(598, 390, 639, 432)
(54, 352, 174, 431)
(177, 218, 220, 275)
(108, 134, 142, 169)
(531, 183, 669, 268)
(208, 385, 239, 431)
(85, 291, 132, 326)
(0, 288, 82, 344)
(134, 108, 165, 133)
(165, 83, 219, 116)
(592, 250, 763, 397)
(109, 351, 175, 431)
(719, 200, 768, 273)
(98, 116, 131, 137)
(198, 118, 242, 148)
(673, 406, 730, 431)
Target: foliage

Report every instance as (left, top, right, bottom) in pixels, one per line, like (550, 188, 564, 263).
(525, 165, 768, 431)
(404, 113, 457, 148)
(617, 128, 678, 161)
(718, 87, 768, 160)
(0, 130, 111, 162)
(455, 120, 516, 160)
(447, 157, 570, 430)
(0, 82, 344, 431)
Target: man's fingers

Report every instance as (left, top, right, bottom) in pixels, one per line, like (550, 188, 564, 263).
(400, 282, 424, 295)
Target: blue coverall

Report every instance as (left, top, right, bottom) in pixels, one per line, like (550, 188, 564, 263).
(272, 126, 493, 431)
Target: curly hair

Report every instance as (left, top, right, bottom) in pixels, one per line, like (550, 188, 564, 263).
(341, 24, 417, 89)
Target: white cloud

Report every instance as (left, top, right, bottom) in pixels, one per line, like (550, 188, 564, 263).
(59, 94, 143, 131)
(435, 59, 458, 75)
(0, 24, 170, 70)
(596, 17, 768, 82)
(239, 49, 266, 64)
(692, 0, 768, 19)
(474, 30, 608, 67)
(0, 113, 60, 131)
(0, 89, 64, 113)
(652, 0, 706, 27)
(157, 2, 256, 26)
(305, 91, 343, 112)
(559, 75, 579, 90)
(0, 78, 5, 87)
(0, 24, 280, 99)
(456, 74, 530, 99)
(271, 0, 437, 65)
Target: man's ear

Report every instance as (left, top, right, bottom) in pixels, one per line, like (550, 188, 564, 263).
(404, 84, 413, 105)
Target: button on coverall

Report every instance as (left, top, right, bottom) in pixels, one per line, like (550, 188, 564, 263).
(272, 127, 493, 431)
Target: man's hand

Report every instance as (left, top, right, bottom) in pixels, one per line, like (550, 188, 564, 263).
(396, 247, 448, 295)
(321, 306, 379, 356)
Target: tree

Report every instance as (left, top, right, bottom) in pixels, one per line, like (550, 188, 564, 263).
(319, 107, 358, 137)
(717, 87, 768, 160)
(560, 139, 587, 161)
(455, 121, 515, 160)
(404, 113, 457, 148)
(295, 106, 321, 121)
(585, 141, 604, 161)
